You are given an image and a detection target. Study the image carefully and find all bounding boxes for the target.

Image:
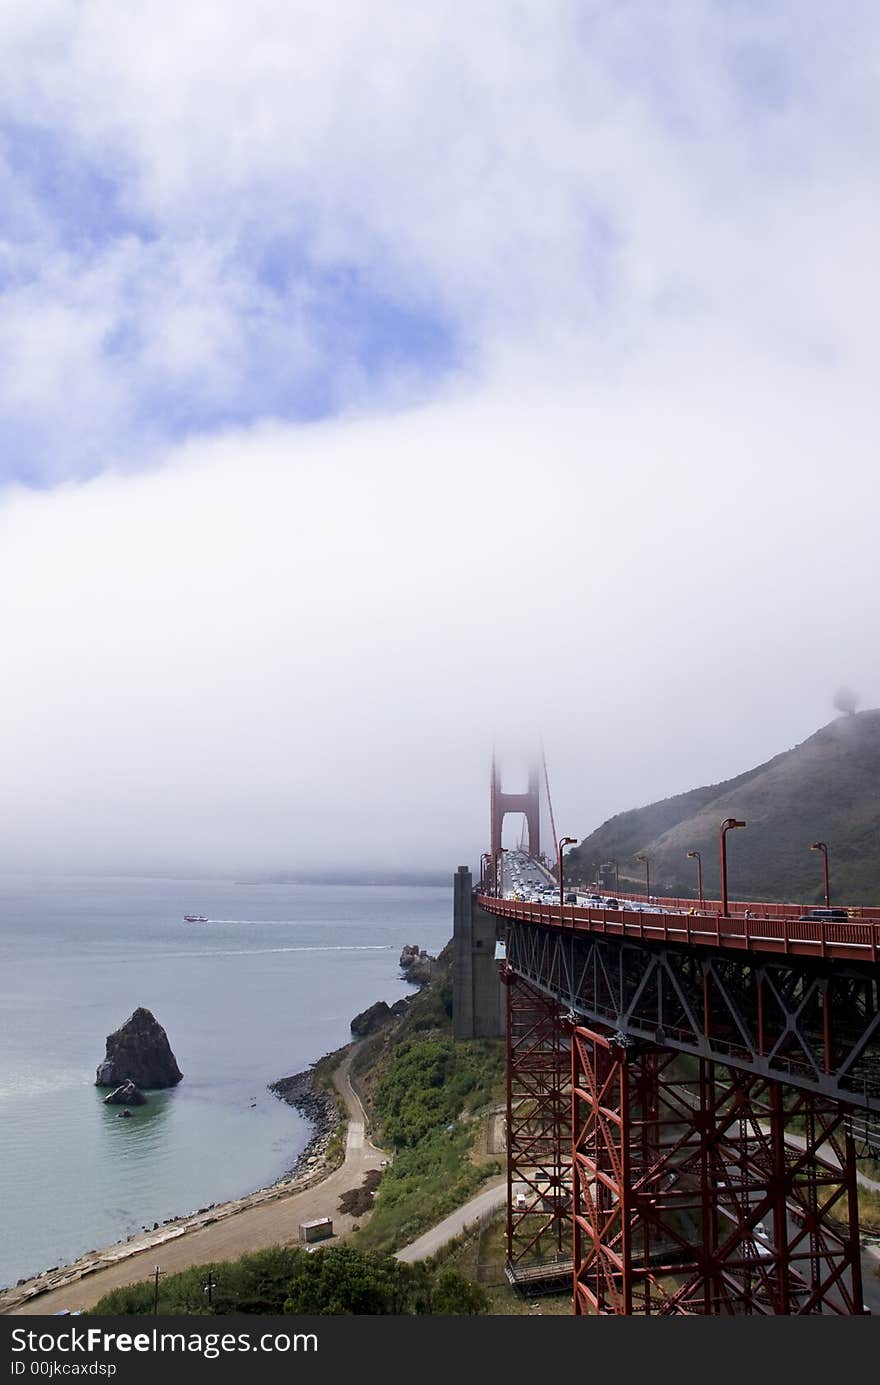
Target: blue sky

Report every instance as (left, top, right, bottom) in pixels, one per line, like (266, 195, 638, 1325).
(3, 2, 875, 488)
(1, 115, 461, 483)
(0, 2, 878, 872)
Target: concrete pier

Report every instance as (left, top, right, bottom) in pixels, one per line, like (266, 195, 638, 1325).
(452, 866, 505, 1039)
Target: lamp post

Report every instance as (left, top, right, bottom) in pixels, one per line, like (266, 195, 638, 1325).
(557, 837, 577, 909)
(810, 841, 830, 908)
(687, 850, 704, 906)
(609, 860, 620, 893)
(493, 847, 508, 898)
(636, 854, 651, 899)
(719, 818, 747, 916)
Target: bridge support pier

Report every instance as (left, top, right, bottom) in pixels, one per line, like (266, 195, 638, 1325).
(504, 973, 572, 1285)
(571, 1022, 865, 1314)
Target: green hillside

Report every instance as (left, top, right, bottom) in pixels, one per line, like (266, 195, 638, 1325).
(567, 710, 880, 907)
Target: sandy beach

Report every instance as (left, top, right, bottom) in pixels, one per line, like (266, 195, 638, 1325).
(1, 1045, 386, 1317)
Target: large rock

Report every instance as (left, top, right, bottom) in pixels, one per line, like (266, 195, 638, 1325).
(103, 1080, 147, 1106)
(350, 1000, 393, 1036)
(399, 944, 436, 986)
(95, 1008, 183, 1089)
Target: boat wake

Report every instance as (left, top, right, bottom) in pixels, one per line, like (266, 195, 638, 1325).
(169, 943, 395, 958)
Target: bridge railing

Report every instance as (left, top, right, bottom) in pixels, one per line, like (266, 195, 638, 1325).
(606, 892, 880, 921)
(477, 896, 880, 964)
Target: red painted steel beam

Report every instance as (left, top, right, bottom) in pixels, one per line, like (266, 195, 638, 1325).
(504, 971, 572, 1277)
(478, 896, 880, 966)
(569, 1019, 865, 1314)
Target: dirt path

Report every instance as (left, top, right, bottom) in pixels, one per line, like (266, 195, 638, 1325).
(4, 1047, 386, 1316)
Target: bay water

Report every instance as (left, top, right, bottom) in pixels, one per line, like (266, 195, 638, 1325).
(0, 875, 453, 1288)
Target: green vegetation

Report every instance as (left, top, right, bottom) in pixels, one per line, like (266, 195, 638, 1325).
(349, 943, 505, 1256)
(89, 1244, 487, 1316)
(283, 1244, 487, 1315)
(374, 1038, 501, 1147)
(354, 1036, 504, 1255)
(355, 1122, 499, 1255)
(568, 709, 880, 905)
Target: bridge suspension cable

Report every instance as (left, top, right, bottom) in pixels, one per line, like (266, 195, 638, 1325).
(542, 743, 559, 862)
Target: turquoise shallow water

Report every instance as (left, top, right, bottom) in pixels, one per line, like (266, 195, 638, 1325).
(0, 875, 453, 1287)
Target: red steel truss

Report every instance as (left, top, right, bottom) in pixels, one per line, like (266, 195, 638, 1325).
(571, 1022, 865, 1314)
(504, 972, 571, 1277)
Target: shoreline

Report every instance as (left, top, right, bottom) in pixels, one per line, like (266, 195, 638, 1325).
(0, 1053, 350, 1315)
(269, 1063, 342, 1179)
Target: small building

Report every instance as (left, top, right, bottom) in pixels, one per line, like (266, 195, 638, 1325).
(299, 1217, 333, 1244)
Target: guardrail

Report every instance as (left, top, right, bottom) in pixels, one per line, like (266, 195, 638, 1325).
(478, 896, 880, 964)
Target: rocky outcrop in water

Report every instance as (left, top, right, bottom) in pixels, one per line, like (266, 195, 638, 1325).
(103, 1080, 146, 1106)
(399, 944, 436, 985)
(95, 1007, 183, 1089)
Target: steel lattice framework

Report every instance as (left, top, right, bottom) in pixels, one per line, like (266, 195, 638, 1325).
(503, 919, 880, 1112)
(571, 1022, 863, 1314)
(504, 972, 572, 1284)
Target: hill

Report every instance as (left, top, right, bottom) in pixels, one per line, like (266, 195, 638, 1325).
(567, 709, 880, 906)
(348, 941, 504, 1255)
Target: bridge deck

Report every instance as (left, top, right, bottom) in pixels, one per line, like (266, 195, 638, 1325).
(478, 896, 880, 964)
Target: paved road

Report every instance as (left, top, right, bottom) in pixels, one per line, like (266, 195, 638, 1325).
(395, 1179, 506, 1263)
(5, 1049, 386, 1316)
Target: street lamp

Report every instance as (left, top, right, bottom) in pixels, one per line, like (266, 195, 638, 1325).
(810, 841, 830, 908)
(719, 818, 747, 916)
(609, 860, 620, 893)
(557, 837, 577, 909)
(636, 854, 651, 899)
(687, 850, 704, 906)
(493, 847, 508, 898)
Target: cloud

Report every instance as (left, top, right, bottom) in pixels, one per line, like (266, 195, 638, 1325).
(2, 2, 879, 480)
(0, 3, 878, 870)
(1, 351, 877, 872)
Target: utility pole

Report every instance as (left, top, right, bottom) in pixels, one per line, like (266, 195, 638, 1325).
(203, 1269, 216, 1307)
(153, 1265, 162, 1315)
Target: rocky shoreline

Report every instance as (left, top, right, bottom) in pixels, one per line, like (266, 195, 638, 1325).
(268, 1066, 340, 1178)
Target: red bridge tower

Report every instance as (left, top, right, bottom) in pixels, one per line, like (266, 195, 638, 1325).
(490, 754, 541, 860)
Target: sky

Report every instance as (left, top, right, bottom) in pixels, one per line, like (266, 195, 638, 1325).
(1, 1, 878, 876)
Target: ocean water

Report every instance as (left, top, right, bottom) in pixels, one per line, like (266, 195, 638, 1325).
(0, 875, 453, 1288)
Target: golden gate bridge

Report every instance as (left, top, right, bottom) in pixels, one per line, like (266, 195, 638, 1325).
(454, 755, 880, 1314)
